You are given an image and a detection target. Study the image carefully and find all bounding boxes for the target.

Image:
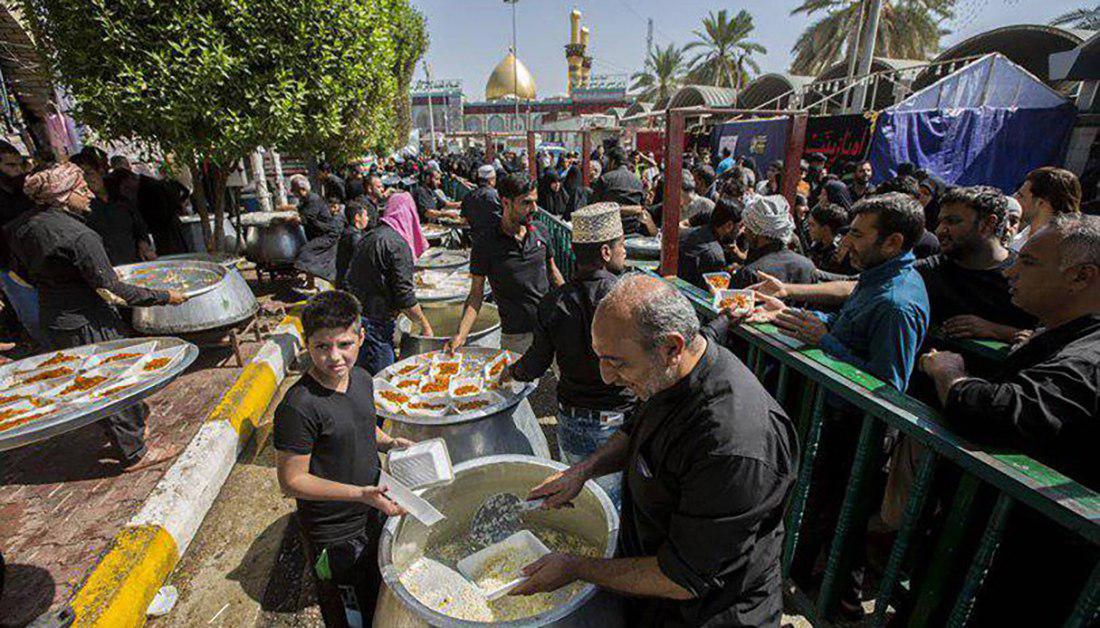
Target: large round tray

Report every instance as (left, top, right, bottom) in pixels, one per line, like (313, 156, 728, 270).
(373, 347, 537, 425)
(421, 224, 451, 242)
(115, 259, 226, 299)
(0, 337, 199, 451)
(158, 252, 246, 269)
(625, 235, 662, 261)
(414, 247, 469, 271)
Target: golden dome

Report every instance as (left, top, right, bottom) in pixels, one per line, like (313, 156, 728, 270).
(485, 52, 537, 101)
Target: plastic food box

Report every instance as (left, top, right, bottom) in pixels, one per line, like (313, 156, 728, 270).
(702, 271, 731, 292)
(457, 530, 551, 601)
(386, 437, 454, 490)
(714, 288, 755, 316)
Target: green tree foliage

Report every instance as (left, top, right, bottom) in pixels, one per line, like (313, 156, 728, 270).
(23, 0, 421, 248)
(630, 43, 687, 104)
(685, 9, 766, 91)
(790, 0, 954, 77)
(388, 2, 429, 158)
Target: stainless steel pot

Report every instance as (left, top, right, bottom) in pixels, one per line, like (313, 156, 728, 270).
(240, 211, 306, 267)
(127, 261, 259, 334)
(397, 302, 501, 357)
(375, 455, 624, 627)
(380, 396, 548, 465)
(625, 235, 662, 261)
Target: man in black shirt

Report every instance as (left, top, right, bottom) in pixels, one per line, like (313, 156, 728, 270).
(87, 169, 155, 266)
(334, 198, 376, 290)
(412, 167, 459, 222)
(291, 174, 344, 285)
(317, 162, 346, 202)
(920, 215, 1099, 626)
(732, 194, 815, 288)
(518, 275, 797, 627)
(460, 164, 501, 242)
(591, 145, 645, 234)
(923, 186, 1037, 340)
(677, 197, 741, 290)
(807, 203, 857, 275)
(509, 203, 635, 506)
(448, 172, 563, 353)
(274, 291, 414, 627)
(344, 197, 432, 374)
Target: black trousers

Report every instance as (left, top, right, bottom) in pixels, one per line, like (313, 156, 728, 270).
(300, 514, 383, 628)
(44, 306, 147, 464)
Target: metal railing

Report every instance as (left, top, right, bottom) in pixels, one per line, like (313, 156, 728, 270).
(537, 210, 1100, 626)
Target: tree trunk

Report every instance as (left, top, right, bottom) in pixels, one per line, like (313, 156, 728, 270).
(188, 161, 214, 252)
(211, 166, 228, 253)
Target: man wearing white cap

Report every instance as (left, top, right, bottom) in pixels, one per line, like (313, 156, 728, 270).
(460, 164, 501, 241)
(508, 203, 635, 506)
(731, 194, 815, 288)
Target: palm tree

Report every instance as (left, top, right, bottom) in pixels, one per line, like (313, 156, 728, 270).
(630, 43, 687, 103)
(684, 9, 767, 90)
(1051, 5, 1100, 30)
(789, 0, 954, 77)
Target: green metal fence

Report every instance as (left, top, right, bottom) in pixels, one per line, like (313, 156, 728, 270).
(537, 210, 1100, 626)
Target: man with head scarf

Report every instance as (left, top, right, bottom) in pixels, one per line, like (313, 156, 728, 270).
(732, 195, 816, 288)
(344, 192, 433, 374)
(9, 162, 188, 470)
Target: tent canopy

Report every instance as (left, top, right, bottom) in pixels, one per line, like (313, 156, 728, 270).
(870, 54, 1077, 193)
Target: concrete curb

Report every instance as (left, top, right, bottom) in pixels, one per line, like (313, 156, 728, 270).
(67, 311, 303, 628)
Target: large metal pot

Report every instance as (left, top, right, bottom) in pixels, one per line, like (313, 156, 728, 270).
(375, 455, 624, 627)
(240, 211, 306, 267)
(625, 235, 662, 261)
(124, 261, 259, 334)
(398, 302, 501, 357)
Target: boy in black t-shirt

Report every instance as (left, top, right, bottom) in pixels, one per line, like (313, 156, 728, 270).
(274, 291, 414, 627)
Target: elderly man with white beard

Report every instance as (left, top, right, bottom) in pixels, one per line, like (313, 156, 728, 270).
(512, 274, 798, 627)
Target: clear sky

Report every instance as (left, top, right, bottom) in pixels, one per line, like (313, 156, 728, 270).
(412, 0, 1087, 99)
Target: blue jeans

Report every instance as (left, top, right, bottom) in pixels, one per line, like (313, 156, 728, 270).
(1, 271, 44, 344)
(557, 404, 624, 509)
(357, 317, 396, 376)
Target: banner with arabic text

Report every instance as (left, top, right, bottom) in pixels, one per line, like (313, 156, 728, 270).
(803, 114, 874, 171)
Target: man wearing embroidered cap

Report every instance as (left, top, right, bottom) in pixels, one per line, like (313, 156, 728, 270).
(508, 202, 635, 506)
(731, 194, 815, 288)
(460, 164, 501, 242)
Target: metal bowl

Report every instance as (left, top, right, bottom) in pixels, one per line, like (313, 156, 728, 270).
(376, 455, 624, 628)
(414, 269, 488, 303)
(241, 213, 306, 267)
(397, 301, 501, 357)
(124, 261, 259, 334)
(415, 247, 470, 271)
(115, 259, 225, 299)
(0, 337, 199, 452)
(156, 252, 245, 269)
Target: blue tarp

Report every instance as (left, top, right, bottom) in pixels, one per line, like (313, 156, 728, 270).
(710, 117, 789, 172)
(869, 54, 1077, 193)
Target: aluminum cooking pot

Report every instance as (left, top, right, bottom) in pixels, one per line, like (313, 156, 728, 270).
(121, 260, 259, 334)
(178, 213, 241, 253)
(375, 455, 624, 627)
(397, 302, 501, 357)
(240, 211, 306, 267)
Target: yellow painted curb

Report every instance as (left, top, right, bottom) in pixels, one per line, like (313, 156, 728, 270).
(207, 360, 278, 437)
(69, 525, 179, 628)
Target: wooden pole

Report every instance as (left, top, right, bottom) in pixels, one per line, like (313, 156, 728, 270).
(659, 109, 685, 277)
(527, 130, 537, 180)
(781, 114, 808, 207)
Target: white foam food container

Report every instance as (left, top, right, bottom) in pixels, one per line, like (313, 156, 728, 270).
(391, 358, 429, 379)
(403, 395, 451, 417)
(374, 379, 412, 415)
(482, 351, 513, 384)
(127, 345, 188, 378)
(713, 288, 755, 316)
(450, 390, 503, 415)
(702, 271, 731, 293)
(390, 372, 425, 393)
(448, 376, 484, 399)
(386, 437, 454, 489)
(429, 352, 464, 380)
(456, 530, 551, 601)
(84, 341, 156, 369)
(378, 470, 445, 527)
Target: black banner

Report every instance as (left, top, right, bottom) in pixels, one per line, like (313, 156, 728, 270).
(804, 114, 873, 170)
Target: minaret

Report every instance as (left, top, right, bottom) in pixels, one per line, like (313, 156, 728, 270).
(579, 26, 592, 89)
(565, 9, 585, 95)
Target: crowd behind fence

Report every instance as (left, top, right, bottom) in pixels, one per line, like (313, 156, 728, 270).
(535, 209, 1100, 627)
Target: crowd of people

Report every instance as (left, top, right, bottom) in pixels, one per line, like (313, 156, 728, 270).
(262, 135, 1098, 627)
(1, 130, 1096, 626)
